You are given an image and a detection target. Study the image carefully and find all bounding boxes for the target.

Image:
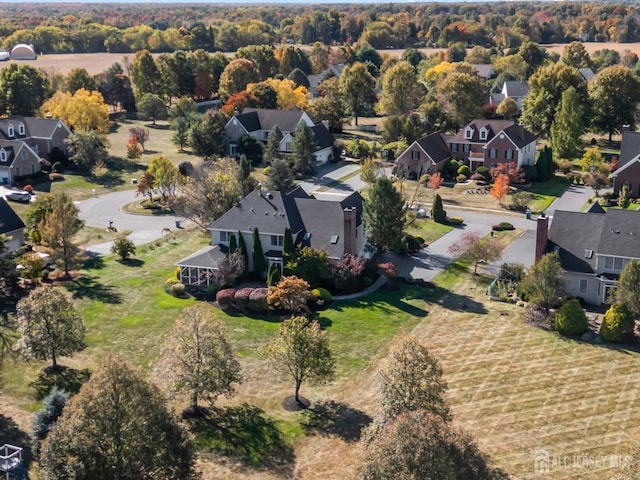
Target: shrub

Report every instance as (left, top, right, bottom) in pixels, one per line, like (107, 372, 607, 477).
(600, 303, 634, 343)
(499, 222, 514, 230)
(509, 191, 532, 212)
(405, 234, 425, 253)
(447, 216, 464, 226)
(331, 254, 365, 292)
(234, 288, 254, 312)
(361, 276, 373, 286)
(169, 282, 186, 298)
(554, 299, 588, 336)
(49, 173, 65, 182)
(216, 288, 236, 310)
(23, 184, 33, 193)
(492, 224, 503, 231)
(164, 277, 179, 293)
(248, 288, 269, 313)
(470, 173, 485, 182)
(311, 287, 332, 309)
(457, 165, 471, 177)
(556, 159, 573, 174)
(456, 174, 467, 183)
(475, 166, 490, 181)
(521, 164, 538, 182)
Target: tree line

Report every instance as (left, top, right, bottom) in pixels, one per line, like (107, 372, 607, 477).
(3, 3, 640, 54)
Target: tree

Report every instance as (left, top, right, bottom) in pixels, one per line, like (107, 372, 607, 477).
(136, 171, 155, 203)
(554, 299, 588, 336)
(38, 193, 84, 278)
(0, 63, 50, 116)
(31, 387, 69, 458)
(363, 177, 406, 251)
(154, 304, 242, 413)
(190, 109, 227, 160)
(171, 116, 191, 152)
(378, 61, 422, 116)
(550, 86, 585, 160)
(267, 275, 314, 314)
(251, 78, 310, 110)
(267, 263, 281, 287)
(286, 247, 329, 288)
(291, 122, 316, 175)
(235, 45, 279, 80)
(171, 159, 242, 230)
(378, 336, 450, 422)
(96, 62, 135, 112)
(521, 62, 589, 139)
(433, 70, 485, 128)
(65, 68, 98, 95)
(579, 146, 607, 173)
(288, 67, 310, 88)
(110, 233, 136, 261)
(432, 193, 447, 224)
(126, 135, 142, 160)
(339, 62, 376, 126)
(307, 76, 344, 132)
(137, 93, 167, 125)
(266, 158, 295, 193)
(41, 89, 109, 133)
(427, 171, 443, 194)
(585, 172, 609, 196)
(219, 58, 259, 98)
(283, 227, 294, 264)
(262, 316, 335, 406)
(147, 155, 179, 202)
(129, 127, 149, 151)
(600, 303, 634, 343)
(228, 233, 238, 255)
(262, 126, 281, 165)
(490, 173, 510, 206)
(252, 227, 266, 278)
(214, 250, 246, 288)
(590, 65, 640, 141)
(615, 260, 640, 320)
(360, 158, 379, 184)
(361, 410, 495, 480)
(14, 285, 85, 370)
(39, 355, 195, 480)
(496, 97, 518, 120)
(130, 49, 162, 99)
(448, 231, 504, 275)
(560, 41, 591, 68)
(519, 252, 566, 312)
(66, 130, 109, 171)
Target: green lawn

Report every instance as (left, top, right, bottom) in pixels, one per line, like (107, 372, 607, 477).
(407, 218, 454, 244)
(525, 176, 569, 213)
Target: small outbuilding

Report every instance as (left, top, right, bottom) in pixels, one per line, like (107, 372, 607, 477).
(10, 44, 36, 61)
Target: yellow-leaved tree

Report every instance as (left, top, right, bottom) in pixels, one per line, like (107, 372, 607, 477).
(41, 88, 109, 133)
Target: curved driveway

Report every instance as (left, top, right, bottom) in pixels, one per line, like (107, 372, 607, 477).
(78, 190, 183, 255)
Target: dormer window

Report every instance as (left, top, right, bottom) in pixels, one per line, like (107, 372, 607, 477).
(18, 123, 25, 135)
(464, 127, 473, 140)
(7, 125, 14, 137)
(0, 149, 6, 162)
(479, 127, 488, 141)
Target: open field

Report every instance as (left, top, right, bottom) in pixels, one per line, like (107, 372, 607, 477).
(2, 227, 640, 479)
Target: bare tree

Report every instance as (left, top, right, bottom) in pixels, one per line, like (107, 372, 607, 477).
(448, 231, 504, 275)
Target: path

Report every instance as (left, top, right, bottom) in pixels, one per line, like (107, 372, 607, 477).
(544, 183, 594, 216)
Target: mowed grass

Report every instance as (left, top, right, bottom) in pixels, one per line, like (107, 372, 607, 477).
(407, 217, 454, 244)
(525, 176, 570, 212)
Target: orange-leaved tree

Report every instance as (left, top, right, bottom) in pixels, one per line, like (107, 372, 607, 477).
(427, 171, 443, 195)
(490, 173, 510, 206)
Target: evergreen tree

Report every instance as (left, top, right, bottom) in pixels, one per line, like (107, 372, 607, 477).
(432, 193, 447, 224)
(363, 177, 406, 251)
(238, 231, 248, 260)
(550, 87, 584, 159)
(31, 387, 69, 458)
(263, 131, 281, 165)
(283, 227, 295, 263)
(266, 157, 296, 193)
(228, 233, 237, 255)
(252, 227, 266, 279)
(291, 122, 316, 175)
(267, 263, 281, 286)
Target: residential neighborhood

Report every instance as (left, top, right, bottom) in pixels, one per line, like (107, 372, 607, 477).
(3, 2, 640, 479)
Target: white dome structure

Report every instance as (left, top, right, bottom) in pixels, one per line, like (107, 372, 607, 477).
(10, 44, 36, 60)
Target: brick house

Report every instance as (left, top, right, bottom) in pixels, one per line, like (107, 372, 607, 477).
(395, 132, 452, 178)
(613, 130, 640, 198)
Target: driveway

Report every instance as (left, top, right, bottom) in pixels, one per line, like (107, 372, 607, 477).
(544, 183, 594, 216)
(77, 190, 183, 255)
(298, 161, 363, 195)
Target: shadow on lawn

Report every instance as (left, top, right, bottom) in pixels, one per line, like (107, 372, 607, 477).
(65, 274, 122, 304)
(189, 403, 295, 476)
(29, 365, 91, 400)
(302, 400, 372, 442)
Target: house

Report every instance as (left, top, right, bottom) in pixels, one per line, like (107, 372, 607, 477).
(395, 132, 452, 178)
(469, 64, 495, 80)
(613, 129, 640, 198)
(223, 108, 336, 165)
(176, 186, 366, 287)
(536, 208, 640, 305)
(490, 81, 529, 110)
(0, 198, 25, 252)
(308, 64, 344, 100)
(444, 119, 537, 172)
(0, 116, 72, 185)
(578, 67, 595, 82)
(10, 44, 36, 60)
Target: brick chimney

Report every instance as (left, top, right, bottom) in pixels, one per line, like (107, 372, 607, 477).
(343, 206, 357, 255)
(535, 213, 549, 262)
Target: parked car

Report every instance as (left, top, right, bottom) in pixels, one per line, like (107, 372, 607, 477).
(6, 191, 31, 203)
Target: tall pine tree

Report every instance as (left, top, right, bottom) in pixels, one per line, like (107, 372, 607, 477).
(363, 177, 406, 251)
(252, 227, 266, 279)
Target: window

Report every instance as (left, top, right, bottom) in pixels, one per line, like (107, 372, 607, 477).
(489, 148, 497, 159)
(451, 143, 458, 152)
(7, 125, 13, 137)
(463, 144, 470, 152)
(220, 231, 231, 243)
(0, 149, 5, 162)
(271, 235, 283, 246)
(330, 235, 339, 244)
(21, 150, 27, 160)
(464, 127, 473, 139)
(285, 142, 291, 151)
(505, 149, 514, 159)
(604, 256, 624, 271)
(579, 279, 588, 293)
(411, 150, 420, 160)
(264, 131, 270, 140)
(229, 145, 237, 156)
(479, 128, 488, 140)
(18, 123, 25, 135)
(584, 249, 593, 259)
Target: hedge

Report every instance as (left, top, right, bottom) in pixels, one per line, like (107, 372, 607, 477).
(234, 288, 253, 312)
(216, 288, 236, 310)
(248, 288, 269, 313)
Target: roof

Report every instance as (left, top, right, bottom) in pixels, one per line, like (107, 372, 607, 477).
(295, 198, 348, 258)
(308, 64, 345, 89)
(175, 245, 225, 268)
(546, 209, 640, 273)
(0, 142, 17, 167)
(618, 131, 640, 171)
(0, 198, 26, 235)
(469, 64, 494, 79)
(579, 67, 595, 81)
(310, 123, 335, 150)
(211, 186, 310, 236)
(445, 119, 535, 146)
(239, 108, 307, 133)
(586, 202, 606, 214)
(500, 123, 537, 149)
(0, 116, 70, 140)
(503, 81, 529, 98)
(10, 44, 36, 59)
(414, 133, 452, 164)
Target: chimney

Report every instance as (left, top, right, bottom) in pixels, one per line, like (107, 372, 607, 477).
(535, 213, 549, 262)
(258, 183, 263, 197)
(622, 124, 631, 133)
(343, 206, 357, 255)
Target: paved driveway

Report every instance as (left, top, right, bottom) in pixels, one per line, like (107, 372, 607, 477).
(544, 183, 594, 216)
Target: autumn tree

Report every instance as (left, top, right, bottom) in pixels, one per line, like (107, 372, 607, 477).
(235, 44, 279, 80)
(339, 62, 376, 126)
(137, 93, 168, 125)
(136, 171, 155, 203)
(267, 275, 314, 314)
(585, 172, 609, 196)
(579, 146, 607, 173)
(360, 158, 380, 184)
(590, 65, 640, 142)
(14, 285, 85, 370)
(147, 155, 180, 202)
(154, 304, 242, 413)
(39, 355, 195, 480)
(38, 193, 84, 278)
(66, 130, 109, 171)
(129, 126, 149, 151)
(262, 316, 335, 406)
(363, 177, 406, 251)
(126, 135, 142, 160)
(518, 252, 566, 313)
(219, 58, 259, 98)
(434, 70, 485, 128)
(130, 49, 162, 99)
(550, 86, 585, 159)
(41, 89, 109, 133)
(111, 233, 136, 261)
(490, 173, 510, 206)
(448, 231, 504, 275)
(496, 97, 518, 120)
(615, 260, 640, 320)
(427, 171, 443, 194)
(378, 61, 422, 116)
(378, 336, 450, 422)
(560, 41, 592, 68)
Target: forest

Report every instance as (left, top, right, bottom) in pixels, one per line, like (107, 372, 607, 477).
(2, 2, 640, 54)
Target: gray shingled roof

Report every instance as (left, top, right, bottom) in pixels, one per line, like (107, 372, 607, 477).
(579, 67, 595, 81)
(446, 119, 520, 144)
(501, 123, 537, 149)
(240, 108, 307, 133)
(618, 131, 640, 170)
(587, 202, 606, 214)
(0, 116, 67, 140)
(311, 124, 335, 150)
(597, 209, 640, 258)
(0, 197, 25, 235)
(470, 64, 494, 79)
(0, 142, 16, 167)
(415, 133, 452, 164)
(503, 81, 529, 98)
(295, 198, 346, 258)
(547, 210, 605, 273)
(175, 245, 225, 268)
